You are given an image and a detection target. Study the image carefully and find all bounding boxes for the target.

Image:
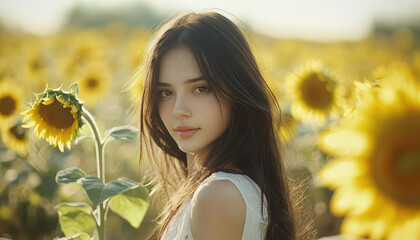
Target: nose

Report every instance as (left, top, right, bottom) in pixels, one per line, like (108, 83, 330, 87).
(173, 95, 191, 119)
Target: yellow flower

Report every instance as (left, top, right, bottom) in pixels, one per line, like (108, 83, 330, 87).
(287, 60, 344, 124)
(342, 80, 379, 118)
(22, 50, 49, 93)
(1, 121, 28, 157)
(21, 85, 84, 152)
(318, 70, 420, 239)
(0, 82, 23, 129)
(372, 61, 416, 84)
(73, 64, 110, 108)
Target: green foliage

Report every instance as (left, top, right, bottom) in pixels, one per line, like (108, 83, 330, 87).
(56, 173, 149, 239)
(105, 125, 139, 140)
(69, 82, 80, 98)
(110, 185, 149, 228)
(77, 176, 141, 206)
(56, 167, 87, 184)
(56, 203, 97, 238)
(55, 232, 93, 240)
(52, 109, 148, 240)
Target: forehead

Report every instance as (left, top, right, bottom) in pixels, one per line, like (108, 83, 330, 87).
(158, 46, 203, 84)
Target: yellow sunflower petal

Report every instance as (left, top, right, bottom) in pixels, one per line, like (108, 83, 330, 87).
(1, 122, 29, 157)
(318, 158, 367, 189)
(21, 87, 83, 152)
(287, 60, 344, 124)
(330, 185, 374, 216)
(66, 141, 72, 150)
(340, 215, 372, 239)
(58, 141, 65, 152)
(319, 70, 420, 239)
(21, 107, 35, 116)
(42, 97, 54, 105)
(38, 128, 46, 139)
(388, 218, 420, 240)
(318, 128, 371, 157)
(21, 121, 36, 128)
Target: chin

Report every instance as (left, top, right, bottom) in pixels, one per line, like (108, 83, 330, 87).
(178, 146, 201, 154)
(178, 143, 207, 155)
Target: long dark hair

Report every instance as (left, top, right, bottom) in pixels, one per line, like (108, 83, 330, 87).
(136, 11, 298, 240)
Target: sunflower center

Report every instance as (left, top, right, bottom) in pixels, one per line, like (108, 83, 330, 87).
(0, 95, 16, 116)
(9, 125, 26, 141)
(31, 59, 43, 71)
(39, 99, 75, 129)
(371, 114, 420, 206)
(86, 78, 98, 89)
(300, 73, 334, 109)
(397, 151, 420, 177)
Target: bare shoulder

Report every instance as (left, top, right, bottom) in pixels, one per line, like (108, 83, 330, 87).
(190, 179, 246, 240)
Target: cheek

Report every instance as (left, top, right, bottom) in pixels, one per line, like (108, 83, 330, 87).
(158, 102, 172, 126)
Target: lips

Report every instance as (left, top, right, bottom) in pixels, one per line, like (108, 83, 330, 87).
(174, 126, 200, 138)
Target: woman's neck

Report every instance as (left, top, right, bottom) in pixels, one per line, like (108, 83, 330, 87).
(186, 152, 243, 176)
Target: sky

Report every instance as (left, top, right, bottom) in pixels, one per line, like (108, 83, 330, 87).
(1, 0, 420, 41)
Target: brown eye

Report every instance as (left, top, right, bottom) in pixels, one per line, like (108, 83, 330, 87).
(159, 89, 172, 97)
(193, 86, 210, 94)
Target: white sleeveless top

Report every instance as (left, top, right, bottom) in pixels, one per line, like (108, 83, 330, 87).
(161, 171, 269, 240)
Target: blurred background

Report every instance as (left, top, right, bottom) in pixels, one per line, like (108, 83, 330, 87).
(1, 0, 420, 239)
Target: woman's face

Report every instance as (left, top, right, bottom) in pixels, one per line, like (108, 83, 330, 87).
(158, 46, 230, 155)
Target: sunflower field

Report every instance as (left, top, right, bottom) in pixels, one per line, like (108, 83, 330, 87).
(0, 10, 420, 240)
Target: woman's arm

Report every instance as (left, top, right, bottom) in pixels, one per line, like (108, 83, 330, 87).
(190, 180, 246, 240)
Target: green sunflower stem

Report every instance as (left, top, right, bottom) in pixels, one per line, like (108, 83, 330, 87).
(81, 107, 106, 240)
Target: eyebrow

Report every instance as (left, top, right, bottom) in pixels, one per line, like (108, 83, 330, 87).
(158, 76, 205, 86)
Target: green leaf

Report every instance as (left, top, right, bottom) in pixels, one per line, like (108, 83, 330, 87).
(105, 125, 139, 140)
(54, 232, 92, 240)
(56, 203, 97, 238)
(77, 177, 140, 206)
(48, 91, 55, 98)
(110, 185, 149, 228)
(56, 168, 87, 184)
(34, 92, 46, 100)
(69, 82, 80, 97)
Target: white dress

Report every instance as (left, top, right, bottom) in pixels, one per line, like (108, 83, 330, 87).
(161, 171, 269, 240)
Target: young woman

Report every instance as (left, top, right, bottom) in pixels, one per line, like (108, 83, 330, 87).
(135, 11, 299, 240)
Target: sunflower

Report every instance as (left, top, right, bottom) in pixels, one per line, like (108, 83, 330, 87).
(23, 50, 49, 93)
(372, 61, 416, 84)
(21, 85, 84, 152)
(73, 64, 111, 108)
(341, 80, 380, 118)
(1, 121, 29, 157)
(287, 60, 344, 124)
(317, 69, 420, 239)
(0, 82, 23, 129)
